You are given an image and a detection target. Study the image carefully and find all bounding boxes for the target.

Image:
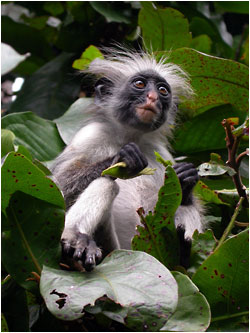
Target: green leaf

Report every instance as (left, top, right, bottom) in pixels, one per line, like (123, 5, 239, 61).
(40, 250, 178, 331)
(72, 45, 103, 70)
(1, 129, 15, 158)
(172, 104, 247, 154)
(198, 162, 236, 177)
(1, 314, 8, 332)
(2, 192, 64, 292)
(132, 166, 182, 269)
(232, 118, 249, 138)
(102, 162, 156, 179)
(192, 229, 249, 319)
(155, 151, 173, 167)
(139, 3, 192, 51)
(43, 1, 65, 16)
(190, 34, 212, 54)
(1, 43, 30, 75)
(215, 1, 249, 14)
(168, 48, 249, 114)
(193, 181, 229, 205)
(54, 97, 93, 144)
(1, 152, 65, 212)
(2, 112, 65, 161)
(90, 2, 131, 24)
(8, 52, 81, 120)
(188, 230, 217, 275)
(160, 271, 211, 331)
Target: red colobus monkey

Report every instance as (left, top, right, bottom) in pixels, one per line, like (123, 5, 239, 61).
(52, 48, 204, 271)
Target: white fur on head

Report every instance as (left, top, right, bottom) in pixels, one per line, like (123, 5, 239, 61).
(87, 46, 194, 105)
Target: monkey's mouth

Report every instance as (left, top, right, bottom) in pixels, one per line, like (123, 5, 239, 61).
(135, 104, 159, 123)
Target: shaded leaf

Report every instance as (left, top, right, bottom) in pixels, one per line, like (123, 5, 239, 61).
(43, 2, 64, 16)
(2, 152, 65, 212)
(139, 3, 191, 51)
(2, 112, 65, 161)
(90, 2, 131, 24)
(188, 230, 217, 275)
(2, 277, 29, 332)
(2, 191, 64, 292)
(192, 229, 249, 319)
(190, 34, 212, 54)
(1, 129, 15, 158)
(132, 166, 182, 269)
(172, 104, 247, 154)
(8, 52, 81, 120)
(160, 271, 211, 332)
(54, 97, 92, 145)
(40, 250, 178, 331)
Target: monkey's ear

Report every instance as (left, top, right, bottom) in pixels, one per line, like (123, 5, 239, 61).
(94, 77, 114, 105)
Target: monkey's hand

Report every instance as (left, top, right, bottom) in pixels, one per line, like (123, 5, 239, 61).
(113, 142, 148, 177)
(173, 162, 199, 205)
(61, 231, 102, 272)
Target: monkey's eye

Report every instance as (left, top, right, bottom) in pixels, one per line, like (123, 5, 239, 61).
(134, 80, 145, 89)
(158, 86, 168, 96)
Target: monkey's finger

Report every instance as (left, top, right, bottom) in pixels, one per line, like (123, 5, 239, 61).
(181, 176, 198, 190)
(84, 240, 102, 271)
(73, 247, 86, 261)
(173, 163, 195, 173)
(61, 239, 74, 256)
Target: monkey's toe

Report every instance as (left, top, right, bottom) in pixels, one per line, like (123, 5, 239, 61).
(61, 232, 102, 271)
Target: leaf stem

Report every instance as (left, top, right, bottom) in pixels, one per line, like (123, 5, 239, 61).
(211, 310, 249, 323)
(215, 197, 244, 251)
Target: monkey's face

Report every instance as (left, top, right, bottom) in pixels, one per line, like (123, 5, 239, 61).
(116, 70, 172, 132)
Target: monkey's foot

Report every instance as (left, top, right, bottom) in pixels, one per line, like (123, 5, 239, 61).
(61, 232, 102, 272)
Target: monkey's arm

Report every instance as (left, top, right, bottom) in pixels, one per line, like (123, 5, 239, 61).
(53, 142, 148, 271)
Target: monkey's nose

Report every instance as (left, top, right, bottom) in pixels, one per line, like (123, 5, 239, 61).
(147, 91, 158, 102)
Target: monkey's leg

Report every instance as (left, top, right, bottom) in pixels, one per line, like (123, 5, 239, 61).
(173, 162, 203, 267)
(61, 177, 119, 271)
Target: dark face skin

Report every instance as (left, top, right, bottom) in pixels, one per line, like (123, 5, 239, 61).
(116, 70, 172, 131)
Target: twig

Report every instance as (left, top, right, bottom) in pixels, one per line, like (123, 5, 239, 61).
(221, 119, 249, 207)
(215, 197, 244, 251)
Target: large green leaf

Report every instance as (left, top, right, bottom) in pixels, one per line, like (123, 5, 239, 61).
(2, 152, 65, 212)
(172, 104, 247, 154)
(2, 112, 65, 161)
(161, 271, 211, 331)
(40, 250, 178, 331)
(132, 165, 182, 269)
(168, 48, 249, 114)
(54, 97, 92, 145)
(139, 3, 192, 51)
(8, 52, 81, 120)
(2, 191, 64, 292)
(192, 229, 249, 320)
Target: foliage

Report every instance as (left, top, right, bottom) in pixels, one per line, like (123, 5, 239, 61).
(1, 1, 249, 332)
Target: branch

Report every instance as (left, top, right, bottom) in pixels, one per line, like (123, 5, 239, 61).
(215, 197, 244, 251)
